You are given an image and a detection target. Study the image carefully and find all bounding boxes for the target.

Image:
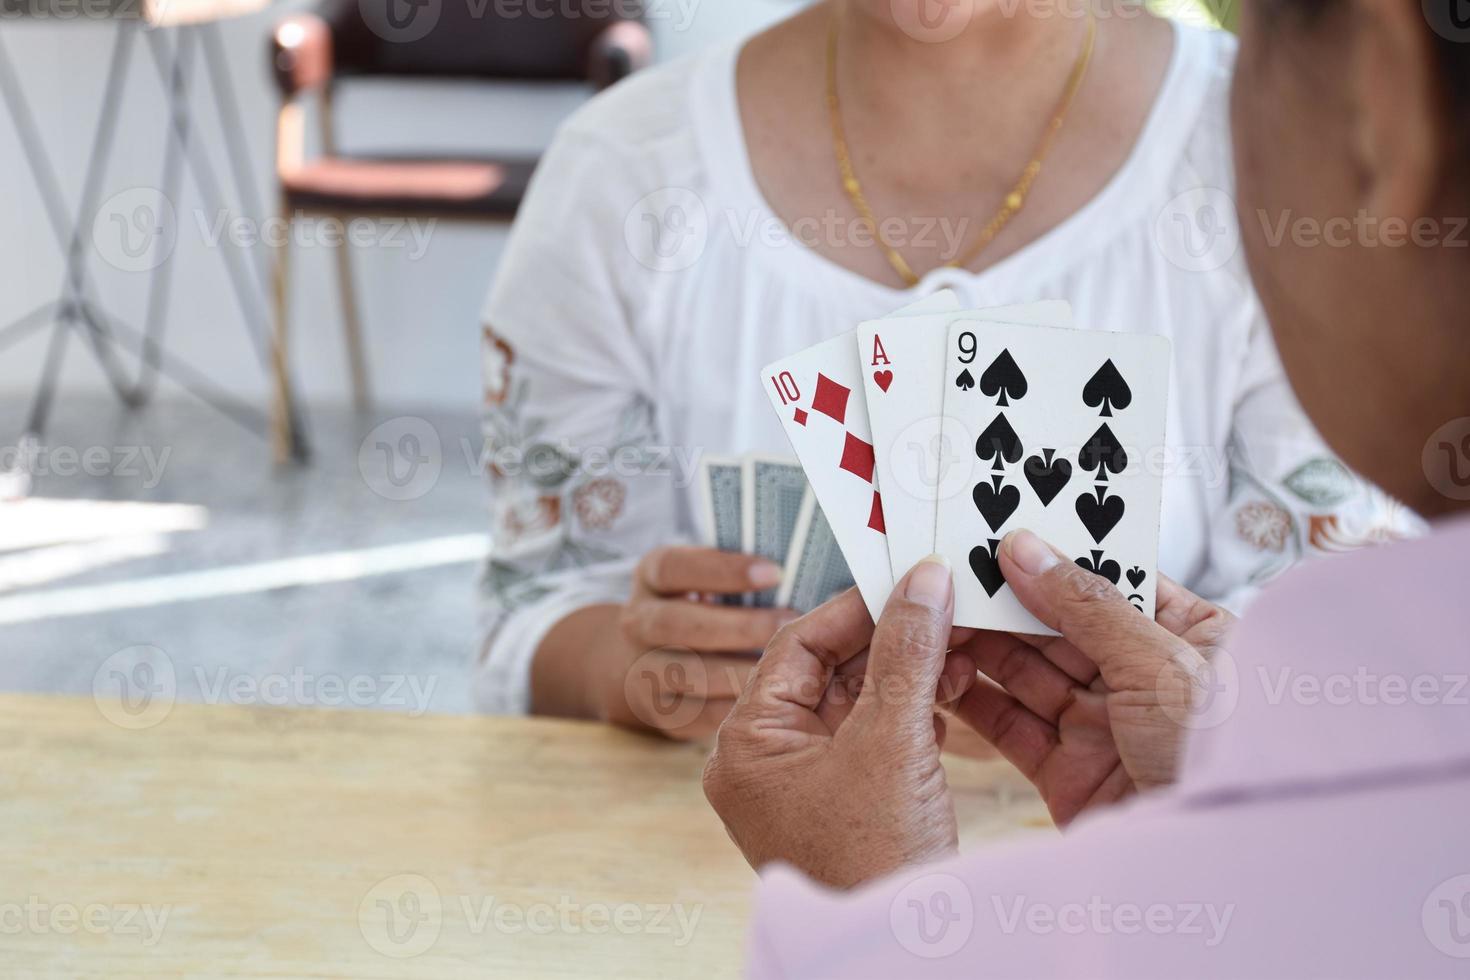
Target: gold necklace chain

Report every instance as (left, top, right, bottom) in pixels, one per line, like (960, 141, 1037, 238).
(826, 8, 1097, 287)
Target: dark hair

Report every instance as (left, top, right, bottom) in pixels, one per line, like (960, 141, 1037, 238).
(1420, 4, 1470, 120)
(1273, 0, 1470, 126)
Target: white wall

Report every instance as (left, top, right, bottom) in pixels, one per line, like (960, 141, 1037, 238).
(0, 0, 795, 417)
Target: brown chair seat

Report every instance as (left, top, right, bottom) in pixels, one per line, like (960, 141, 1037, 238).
(280, 154, 537, 218)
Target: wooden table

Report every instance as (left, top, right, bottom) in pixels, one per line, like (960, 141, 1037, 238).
(0, 694, 1051, 977)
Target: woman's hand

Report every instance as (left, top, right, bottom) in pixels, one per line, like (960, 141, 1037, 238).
(702, 559, 977, 889)
(951, 529, 1235, 827)
(596, 546, 796, 740)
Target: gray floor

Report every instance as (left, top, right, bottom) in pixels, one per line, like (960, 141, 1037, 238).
(0, 394, 487, 715)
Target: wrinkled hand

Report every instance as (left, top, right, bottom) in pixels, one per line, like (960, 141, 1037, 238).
(951, 530, 1235, 827)
(599, 546, 793, 740)
(703, 559, 977, 889)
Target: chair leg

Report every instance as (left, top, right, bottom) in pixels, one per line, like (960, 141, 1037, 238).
(270, 207, 296, 465)
(333, 234, 371, 411)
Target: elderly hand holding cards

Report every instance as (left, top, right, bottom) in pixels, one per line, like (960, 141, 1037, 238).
(705, 533, 1234, 888)
(703, 299, 1234, 886)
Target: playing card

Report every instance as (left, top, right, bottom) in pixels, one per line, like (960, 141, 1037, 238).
(777, 490, 855, 613)
(859, 301, 1074, 581)
(742, 455, 808, 607)
(760, 297, 956, 619)
(697, 454, 747, 606)
(935, 322, 1171, 634)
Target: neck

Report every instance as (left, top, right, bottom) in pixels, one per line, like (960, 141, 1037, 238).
(836, 0, 1098, 133)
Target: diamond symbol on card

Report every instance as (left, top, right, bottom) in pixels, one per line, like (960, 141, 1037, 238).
(812, 374, 850, 424)
(840, 431, 875, 482)
(868, 491, 885, 533)
(793, 408, 808, 426)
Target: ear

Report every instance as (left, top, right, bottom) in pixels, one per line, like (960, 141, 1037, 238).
(1350, 0, 1450, 220)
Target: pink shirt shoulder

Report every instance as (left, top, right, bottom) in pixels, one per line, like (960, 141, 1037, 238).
(747, 516, 1470, 978)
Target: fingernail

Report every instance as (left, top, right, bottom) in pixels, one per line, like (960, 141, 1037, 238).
(904, 554, 952, 610)
(1004, 530, 1060, 576)
(749, 560, 783, 589)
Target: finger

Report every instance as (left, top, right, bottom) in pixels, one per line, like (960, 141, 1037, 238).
(677, 697, 740, 743)
(739, 587, 875, 719)
(854, 555, 955, 731)
(815, 656, 867, 733)
(1154, 574, 1236, 649)
(936, 650, 977, 708)
(960, 631, 1078, 725)
(636, 546, 783, 597)
(624, 598, 794, 652)
(997, 530, 1204, 691)
(950, 679, 1058, 779)
(688, 654, 760, 701)
(820, 649, 974, 730)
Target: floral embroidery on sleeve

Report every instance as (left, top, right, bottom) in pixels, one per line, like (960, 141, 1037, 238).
(1228, 453, 1413, 584)
(479, 327, 659, 618)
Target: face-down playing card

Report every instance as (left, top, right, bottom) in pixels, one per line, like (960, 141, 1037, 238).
(741, 455, 808, 607)
(696, 454, 747, 606)
(935, 321, 1171, 634)
(857, 301, 1074, 581)
(777, 489, 857, 614)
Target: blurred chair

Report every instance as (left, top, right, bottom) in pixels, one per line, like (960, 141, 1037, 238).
(0, 0, 291, 490)
(268, 0, 651, 463)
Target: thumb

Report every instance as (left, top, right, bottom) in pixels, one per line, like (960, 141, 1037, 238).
(855, 555, 955, 731)
(997, 529, 1203, 691)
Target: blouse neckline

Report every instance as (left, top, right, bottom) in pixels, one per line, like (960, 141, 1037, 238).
(691, 18, 1211, 301)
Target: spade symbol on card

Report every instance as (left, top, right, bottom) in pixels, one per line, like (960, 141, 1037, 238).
(979, 350, 1028, 406)
(1126, 566, 1147, 589)
(973, 475, 1020, 532)
(969, 539, 1007, 598)
(955, 368, 975, 391)
(1076, 549, 1122, 585)
(1078, 423, 1128, 482)
(1023, 449, 1072, 507)
(976, 414, 1023, 470)
(1076, 486, 1126, 543)
(1082, 359, 1132, 417)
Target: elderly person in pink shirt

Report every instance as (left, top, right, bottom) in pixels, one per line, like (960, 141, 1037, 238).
(702, 0, 1470, 974)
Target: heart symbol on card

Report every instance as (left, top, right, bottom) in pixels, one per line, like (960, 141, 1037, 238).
(873, 369, 894, 392)
(1126, 566, 1146, 589)
(973, 478, 1020, 532)
(969, 540, 1007, 598)
(1076, 488, 1125, 544)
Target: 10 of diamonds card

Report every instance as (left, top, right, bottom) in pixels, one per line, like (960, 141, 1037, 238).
(935, 322, 1171, 634)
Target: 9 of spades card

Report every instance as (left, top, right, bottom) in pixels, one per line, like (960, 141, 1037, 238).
(934, 321, 1172, 634)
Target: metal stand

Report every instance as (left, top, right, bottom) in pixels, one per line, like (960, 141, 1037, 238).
(0, 19, 309, 497)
